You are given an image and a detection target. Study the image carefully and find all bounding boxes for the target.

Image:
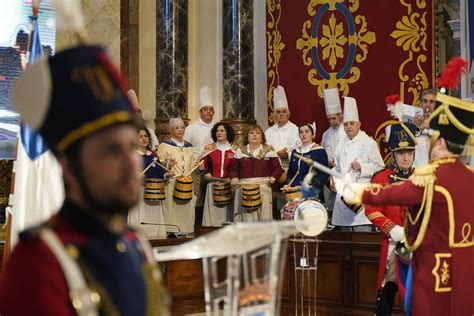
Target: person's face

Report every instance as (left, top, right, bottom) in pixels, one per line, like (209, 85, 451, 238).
(200, 106, 215, 123)
(248, 128, 262, 146)
(327, 113, 342, 128)
(171, 121, 185, 139)
(76, 125, 141, 210)
(275, 108, 290, 125)
(299, 125, 314, 144)
(137, 129, 149, 150)
(215, 125, 228, 143)
(420, 93, 436, 114)
(429, 137, 444, 160)
(343, 121, 361, 139)
(393, 149, 415, 170)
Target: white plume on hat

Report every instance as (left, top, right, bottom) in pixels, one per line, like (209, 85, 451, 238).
(273, 85, 289, 111)
(200, 86, 213, 109)
(343, 96, 359, 123)
(323, 88, 342, 115)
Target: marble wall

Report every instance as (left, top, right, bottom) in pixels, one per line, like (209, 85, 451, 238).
(156, 0, 188, 119)
(222, 0, 255, 120)
(56, 0, 121, 66)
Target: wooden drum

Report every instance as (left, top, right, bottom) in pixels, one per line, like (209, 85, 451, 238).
(241, 184, 262, 210)
(144, 178, 165, 201)
(284, 186, 302, 201)
(173, 176, 193, 201)
(212, 182, 231, 206)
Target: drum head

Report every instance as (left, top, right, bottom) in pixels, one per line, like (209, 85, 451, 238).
(294, 200, 328, 236)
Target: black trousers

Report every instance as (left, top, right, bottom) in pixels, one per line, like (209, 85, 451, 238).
(374, 281, 398, 316)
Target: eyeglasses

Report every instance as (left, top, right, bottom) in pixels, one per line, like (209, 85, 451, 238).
(422, 98, 436, 104)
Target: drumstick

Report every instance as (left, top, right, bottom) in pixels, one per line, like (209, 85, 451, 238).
(294, 153, 345, 180)
(184, 163, 201, 177)
(287, 171, 300, 187)
(141, 157, 172, 175)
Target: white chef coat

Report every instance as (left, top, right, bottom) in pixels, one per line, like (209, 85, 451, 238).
(184, 118, 215, 158)
(264, 121, 300, 169)
(332, 130, 385, 226)
(321, 124, 346, 163)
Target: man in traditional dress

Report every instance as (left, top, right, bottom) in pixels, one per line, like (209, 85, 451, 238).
(338, 91, 474, 315)
(0, 45, 168, 315)
(365, 122, 418, 315)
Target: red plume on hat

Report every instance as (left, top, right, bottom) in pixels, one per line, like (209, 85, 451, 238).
(385, 94, 400, 106)
(436, 57, 469, 90)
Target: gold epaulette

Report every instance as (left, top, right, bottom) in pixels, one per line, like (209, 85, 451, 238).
(409, 164, 437, 187)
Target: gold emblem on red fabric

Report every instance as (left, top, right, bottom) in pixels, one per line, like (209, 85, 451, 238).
(432, 253, 452, 292)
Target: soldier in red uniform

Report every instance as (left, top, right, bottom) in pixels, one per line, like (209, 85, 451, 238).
(338, 88, 474, 315)
(365, 122, 418, 315)
(0, 45, 168, 315)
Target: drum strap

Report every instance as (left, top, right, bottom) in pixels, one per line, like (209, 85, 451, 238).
(39, 228, 100, 316)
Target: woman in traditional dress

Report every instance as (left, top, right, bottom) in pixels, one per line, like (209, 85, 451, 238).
(285, 123, 329, 199)
(201, 122, 235, 226)
(280, 123, 329, 219)
(128, 126, 173, 238)
(157, 118, 197, 233)
(229, 124, 283, 221)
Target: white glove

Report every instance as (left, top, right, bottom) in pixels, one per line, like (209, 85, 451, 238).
(333, 173, 352, 196)
(334, 174, 367, 205)
(389, 225, 404, 242)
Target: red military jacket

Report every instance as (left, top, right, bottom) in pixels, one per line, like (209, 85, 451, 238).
(362, 157, 474, 316)
(365, 168, 407, 295)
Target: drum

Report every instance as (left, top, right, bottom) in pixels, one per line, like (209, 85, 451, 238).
(241, 184, 262, 210)
(294, 200, 328, 236)
(173, 176, 193, 201)
(212, 182, 231, 206)
(284, 186, 302, 201)
(144, 178, 165, 201)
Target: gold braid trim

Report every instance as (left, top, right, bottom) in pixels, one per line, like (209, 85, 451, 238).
(241, 144, 275, 159)
(409, 164, 437, 187)
(404, 179, 435, 252)
(143, 263, 170, 316)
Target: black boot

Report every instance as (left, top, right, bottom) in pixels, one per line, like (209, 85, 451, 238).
(374, 281, 398, 316)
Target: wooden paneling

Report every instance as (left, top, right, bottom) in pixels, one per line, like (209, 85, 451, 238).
(153, 230, 405, 315)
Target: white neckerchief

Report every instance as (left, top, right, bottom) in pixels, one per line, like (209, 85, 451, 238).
(247, 144, 263, 156)
(299, 142, 315, 154)
(216, 141, 231, 151)
(171, 137, 185, 147)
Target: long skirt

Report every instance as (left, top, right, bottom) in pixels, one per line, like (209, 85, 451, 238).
(233, 177, 273, 222)
(163, 177, 196, 233)
(128, 185, 166, 238)
(202, 182, 233, 226)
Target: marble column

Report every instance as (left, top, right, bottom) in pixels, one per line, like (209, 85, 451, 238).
(222, 0, 255, 143)
(155, 0, 188, 139)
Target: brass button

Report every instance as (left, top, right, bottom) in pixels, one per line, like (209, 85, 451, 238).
(116, 241, 127, 253)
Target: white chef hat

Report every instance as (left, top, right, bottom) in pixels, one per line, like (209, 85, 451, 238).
(273, 85, 289, 111)
(343, 96, 359, 123)
(200, 86, 213, 109)
(323, 88, 342, 115)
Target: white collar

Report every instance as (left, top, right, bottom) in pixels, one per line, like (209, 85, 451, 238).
(275, 121, 293, 130)
(198, 118, 214, 127)
(247, 144, 263, 155)
(171, 137, 185, 146)
(216, 141, 231, 151)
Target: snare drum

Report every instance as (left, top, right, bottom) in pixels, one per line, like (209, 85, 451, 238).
(294, 200, 328, 236)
